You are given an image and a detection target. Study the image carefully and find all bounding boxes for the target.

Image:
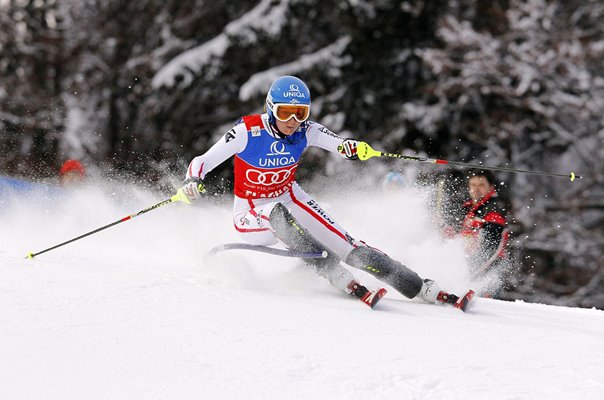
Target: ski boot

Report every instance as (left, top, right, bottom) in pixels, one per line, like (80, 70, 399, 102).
(420, 279, 475, 312)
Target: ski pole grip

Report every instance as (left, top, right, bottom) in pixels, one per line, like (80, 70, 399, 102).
(356, 142, 381, 161)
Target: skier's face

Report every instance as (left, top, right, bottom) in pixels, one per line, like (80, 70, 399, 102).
(275, 118, 302, 136)
(468, 176, 492, 202)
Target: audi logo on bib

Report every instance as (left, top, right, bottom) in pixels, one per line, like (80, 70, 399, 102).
(246, 166, 296, 185)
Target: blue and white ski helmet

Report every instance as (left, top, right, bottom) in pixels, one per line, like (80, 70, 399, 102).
(266, 76, 311, 123)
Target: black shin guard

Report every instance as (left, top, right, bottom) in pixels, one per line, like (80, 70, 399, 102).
(269, 203, 339, 271)
(345, 246, 422, 299)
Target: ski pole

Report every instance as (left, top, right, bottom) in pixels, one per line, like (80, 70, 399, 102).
(353, 142, 582, 181)
(26, 185, 202, 259)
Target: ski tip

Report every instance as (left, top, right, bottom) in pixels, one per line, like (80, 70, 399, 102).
(369, 288, 388, 309)
(454, 289, 475, 312)
(358, 287, 388, 309)
(569, 172, 582, 181)
(25, 252, 35, 260)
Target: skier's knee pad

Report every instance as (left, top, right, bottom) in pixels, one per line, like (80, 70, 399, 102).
(345, 246, 422, 298)
(269, 203, 339, 270)
(268, 203, 305, 246)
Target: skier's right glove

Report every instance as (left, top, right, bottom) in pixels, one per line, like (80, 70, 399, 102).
(337, 139, 360, 160)
(180, 177, 205, 202)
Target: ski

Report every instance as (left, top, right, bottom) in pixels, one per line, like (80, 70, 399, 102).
(208, 243, 328, 259)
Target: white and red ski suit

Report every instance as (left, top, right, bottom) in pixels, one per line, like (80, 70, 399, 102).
(186, 113, 361, 260)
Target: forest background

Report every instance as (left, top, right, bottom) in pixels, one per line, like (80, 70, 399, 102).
(1, 0, 603, 308)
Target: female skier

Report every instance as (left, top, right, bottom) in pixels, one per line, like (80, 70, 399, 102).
(181, 75, 469, 309)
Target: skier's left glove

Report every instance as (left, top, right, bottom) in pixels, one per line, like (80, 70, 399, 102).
(338, 139, 360, 160)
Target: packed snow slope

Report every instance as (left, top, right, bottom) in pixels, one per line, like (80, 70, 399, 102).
(1, 181, 603, 400)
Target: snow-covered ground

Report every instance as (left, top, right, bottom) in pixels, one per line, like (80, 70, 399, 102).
(1, 182, 603, 399)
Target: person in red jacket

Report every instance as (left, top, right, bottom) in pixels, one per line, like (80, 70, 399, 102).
(457, 170, 510, 277)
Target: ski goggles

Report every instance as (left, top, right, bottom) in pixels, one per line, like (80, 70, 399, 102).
(272, 104, 310, 123)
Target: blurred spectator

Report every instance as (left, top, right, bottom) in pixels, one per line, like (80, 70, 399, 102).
(59, 160, 86, 187)
(382, 171, 406, 191)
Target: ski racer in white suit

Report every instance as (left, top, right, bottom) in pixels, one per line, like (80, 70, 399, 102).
(181, 76, 452, 307)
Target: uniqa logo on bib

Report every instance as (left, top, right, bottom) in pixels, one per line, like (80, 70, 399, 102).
(259, 156, 295, 167)
(259, 141, 295, 167)
(267, 141, 290, 156)
(283, 84, 306, 98)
